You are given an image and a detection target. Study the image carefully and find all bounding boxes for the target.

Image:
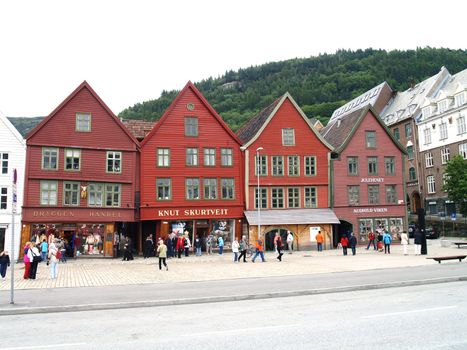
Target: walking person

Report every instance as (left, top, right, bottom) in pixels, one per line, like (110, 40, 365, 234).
(274, 232, 284, 261)
(366, 231, 376, 250)
(377, 231, 384, 252)
(0, 251, 10, 279)
(232, 238, 240, 262)
(40, 239, 48, 263)
(401, 231, 409, 255)
(59, 239, 67, 263)
(143, 235, 154, 259)
(286, 231, 294, 254)
(194, 235, 202, 256)
(184, 232, 191, 257)
(157, 239, 168, 271)
(349, 232, 357, 255)
(48, 243, 59, 279)
(315, 230, 324, 252)
(252, 239, 265, 262)
(217, 235, 224, 255)
(206, 232, 214, 255)
(383, 230, 392, 254)
(176, 234, 185, 259)
(238, 235, 248, 263)
(28, 243, 41, 279)
(167, 232, 176, 258)
(340, 235, 349, 256)
(23, 242, 31, 279)
(414, 226, 422, 255)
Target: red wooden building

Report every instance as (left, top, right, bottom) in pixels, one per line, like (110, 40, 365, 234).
(237, 93, 339, 250)
(321, 105, 407, 245)
(21, 81, 141, 257)
(140, 82, 245, 249)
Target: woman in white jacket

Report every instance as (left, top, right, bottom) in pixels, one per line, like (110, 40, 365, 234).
(400, 232, 409, 255)
(48, 243, 59, 279)
(232, 238, 240, 262)
(27, 243, 41, 279)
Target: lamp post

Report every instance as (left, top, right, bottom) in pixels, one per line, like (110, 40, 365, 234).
(256, 147, 263, 240)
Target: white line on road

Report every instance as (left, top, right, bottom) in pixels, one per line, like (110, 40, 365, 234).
(361, 306, 458, 319)
(181, 323, 302, 337)
(0, 343, 87, 350)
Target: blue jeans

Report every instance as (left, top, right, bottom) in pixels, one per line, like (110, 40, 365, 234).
(50, 261, 58, 279)
(196, 247, 201, 256)
(218, 246, 223, 255)
(41, 252, 47, 262)
(351, 246, 356, 255)
(366, 240, 376, 250)
(233, 252, 238, 262)
(317, 243, 323, 252)
(252, 250, 265, 262)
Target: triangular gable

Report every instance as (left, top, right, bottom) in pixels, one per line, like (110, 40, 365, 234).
(240, 92, 333, 151)
(141, 81, 241, 148)
(26, 81, 140, 147)
(0, 111, 25, 147)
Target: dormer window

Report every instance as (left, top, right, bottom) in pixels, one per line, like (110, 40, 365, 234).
(438, 99, 448, 114)
(455, 92, 466, 107)
(422, 106, 431, 119)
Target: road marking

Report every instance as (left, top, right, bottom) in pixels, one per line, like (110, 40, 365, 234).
(0, 343, 86, 350)
(181, 323, 301, 337)
(362, 306, 457, 319)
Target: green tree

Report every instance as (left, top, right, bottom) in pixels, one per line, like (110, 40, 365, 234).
(443, 155, 467, 216)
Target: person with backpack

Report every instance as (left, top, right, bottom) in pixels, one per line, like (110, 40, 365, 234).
(383, 230, 392, 254)
(217, 235, 224, 255)
(252, 238, 265, 262)
(48, 243, 59, 279)
(274, 232, 284, 261)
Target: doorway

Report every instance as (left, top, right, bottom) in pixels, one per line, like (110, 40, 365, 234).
(265, 228, 288, 251)
(63, 230, 76, 257)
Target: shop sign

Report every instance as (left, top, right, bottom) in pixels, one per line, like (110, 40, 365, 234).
(361, 178, 384, 183)
(89, 211, 122, 218)
(353, 207, 388, 214)
(157, 208, 229, 218)
(33, 210, 75, 217)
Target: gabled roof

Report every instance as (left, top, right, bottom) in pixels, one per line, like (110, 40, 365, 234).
(122, 119, 156, 141)
(141, 81, 241, 147)
(0, 111, 25, 147)
(26, 81, 140, 147)
(320, 104, 406, 154)
(237, 92, 333, 150)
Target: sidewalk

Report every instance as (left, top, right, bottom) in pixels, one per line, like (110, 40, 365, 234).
(1, 238, 465, 291)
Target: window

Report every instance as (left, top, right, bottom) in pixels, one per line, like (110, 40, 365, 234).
(156, 178, 171, 200)
(427, 175, 436, 194)
(203, 178, 217, 200)
(366, 131, 376, 148)
(439, 122, 448, 140)
(384, 157, 395, 175)
(221, 178, 235, 199)
(304, 156, 316, 176)
(457, 115, 466, 135)
(287, 156, 299, 176)
(425, 152, 433, 167)
(88, 183, 104, 207)
(221, 148, 233, 166)
(65, 149, 81, 171)
(63, 182, 80, 206)
(184, 117, 198, 136)
(186, 178, 200, 200)
(204, 148, 216, 166)
(385, 185, 397, 204)
(423, 128, 432, 145)
(459, 143, 467, 159)
(186, 148, 198, 166)
(367, 157, 378, 175)
(76, 112, 91, 132)
(157, 148, 170, 167)
(288, 187, 300, 208)
(304, 187, 317, 208)
(282, 128, 295, 146)
(368, 185, 380, 204)
(405, 123, 412, 138)
(255, 187, 267, 209)
(407, 146, 414, 160)
(443, 173, 449, 190)
(107, 151, 121, 173)
(409, 167, 416, 181)
(40, 181, 58, 205)
(441, 148, 450, 164)
(271, 188, 284, 208)
(1, 153, 8, 174)
(393, 128, 400, 141)
(422, 107, 431, 119)
(42, 148, 58, 170)
(347, 157, 359, 175)
(105, 184, 121, 207)
(255, 155, 267, 176)
(455, 93, 465, 107)
(0, 187, 7, 209)
(438, 100, 448, 114)
(272, 156, 284, 176)
(347, 185, 360, 206)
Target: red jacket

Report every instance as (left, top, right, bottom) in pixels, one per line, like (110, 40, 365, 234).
(340, 237, 349, 247)
(176, 237, 185, 250)
(368, 232, 375, 240)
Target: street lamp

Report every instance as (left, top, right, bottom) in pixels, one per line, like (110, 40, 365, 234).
(256, 147, 263, 240)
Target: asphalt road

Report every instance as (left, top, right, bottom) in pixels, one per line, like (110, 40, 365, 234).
(1, 281, 466, 350)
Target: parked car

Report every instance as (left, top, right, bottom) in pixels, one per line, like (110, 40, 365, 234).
(425, 227, 439, 239)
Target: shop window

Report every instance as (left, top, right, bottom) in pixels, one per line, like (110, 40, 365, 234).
(385, 185, 397, 204)
(347, 156, 359, 176)
(272, 156, 284, 176)
(1, 153, 8, 174)
(63, 182, 80, 206)
(184, 117, 198, 137)
(42, 148, 58, 170)
(367, 157, 378, 175)
(186, 148, 199, 166)
(88, 183, 104, 207)
(288, 187, 300, 208)
(156, 178, 171, 200)
(221, 148, 233, 166)
(271, 188, 284, 208)
(76, 112, 91, 132)
(65, 149, 81, 171)
(304, 156, 316, 176)
(204, 148, 216, 166)
(255, 155, 267, 176)
(384, 156, 395, 175)
(203, 178, 217, 199)
(221, 178, 235, 200)
(287, 155, 299, 176)
(186, 178, 200, 200)
(304, 187, 317, 208)
(365, 131, 376, 148)
(107, 151, 122, 173)
(40, 180, 58, 205)
(389, 218, 403, 240)
(282, 128, 295, 146)
(77, 224, 104, 256)
(347, 185, 359, 206)
(0, 187, 7, 209)
(105, 184, 121, 207)
(255, 187, 267, 209)
(157, 148, 170, 167)
(368, 185, 379, 204)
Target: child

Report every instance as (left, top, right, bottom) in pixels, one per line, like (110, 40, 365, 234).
(0, 251, 10, 279)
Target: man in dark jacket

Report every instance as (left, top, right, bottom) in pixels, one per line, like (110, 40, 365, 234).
(414, 226, 423, 255)
(349, 232, 357, 255)
(143, 235, 154, 259)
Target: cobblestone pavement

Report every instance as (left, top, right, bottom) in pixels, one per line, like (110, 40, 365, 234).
(1, 239, 465, 291)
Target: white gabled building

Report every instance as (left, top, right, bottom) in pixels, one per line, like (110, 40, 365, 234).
(0, 112, 26, 259)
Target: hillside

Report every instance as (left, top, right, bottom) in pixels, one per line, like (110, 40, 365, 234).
(119, 48, 467, 131)
(8, 116, 44, 137)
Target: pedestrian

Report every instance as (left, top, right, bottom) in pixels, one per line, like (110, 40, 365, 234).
(157, 239, 168, 271)
(28, 242, 41, 279)
(274, 232, 284, 261)
(383, 230, 392, 254)
(217, 235, 224, 255)
(40, 239, 48, 263)
(59, 239, 67, 263)
(377, 231, 384, 252)
(414, 226, 422, 255)
(401, 231, 409, 255)
(122, 236, 134, 261)
(366, 231, 376, 250)
(232, 238, 240, 262)
(286, 231, 294, 254)
(167, 232, 176, 258)
(143, 235, 154, 259)
(194, 235, 202, 256)
(23, 242, 31, 279)
(340, 235, 349, 256)
(48, 243, 59, 279)
(238, 235, 248, 263)
(0, 251, 10, 279)
(206, 232, 214, 255)
(184, 232, 191, 257)
(176, 234, 184, 259)
(315, 230, 324, 252)
(252, 238, 265, 262)
(349, 232, 357, 255)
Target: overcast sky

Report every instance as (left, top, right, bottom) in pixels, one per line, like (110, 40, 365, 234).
(0, 0, 465, 117)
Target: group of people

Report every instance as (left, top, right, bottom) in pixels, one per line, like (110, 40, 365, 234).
(22, 240, 61, 280)
(341, 230, 394, 255)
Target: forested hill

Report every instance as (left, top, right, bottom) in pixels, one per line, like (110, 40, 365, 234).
(119, 48, 467, 131)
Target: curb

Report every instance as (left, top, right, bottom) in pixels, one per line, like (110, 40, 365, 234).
(1, 275, 466, 316)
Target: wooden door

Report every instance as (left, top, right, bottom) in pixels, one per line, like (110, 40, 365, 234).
(104, 223, 115, 257)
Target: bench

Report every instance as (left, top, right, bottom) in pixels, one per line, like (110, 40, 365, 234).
(453, 242, 467, 248)
(427, 255, 467, 264)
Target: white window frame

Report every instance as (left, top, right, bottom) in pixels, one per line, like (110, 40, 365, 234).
(457, 115, 466, 135)
(459, 143, 467, 159)
(221, 148, 233, 166)
(423, 128, 432, 145)
(76, 112, 91, 132)
(156, 178, 172, 200)
(282, 128, 295, 146)
(287, 155, 300, 176)
(157, 148, 170, 167)
(221, 178, 235, 200)
(88, 183, 104, 207)
(271, 156, 284, 176)
(304, 186, 317, 208)
(185, 178, 200, 200)
(427, 175, 436, 194)
(204, 148, 216, 167)
(304, 156, 317, 176)
(255, 155, 267, 176)
(455, 92, 465, 107)
(347, 185, 360, 206)
(105, 184, 121, 207)
(186, 148, 199, 166)
(287, 187, 300, 208)
(63, 181, 80, 206)
(40, 180, 58, 206)
(184, 117, 198, 137)
(1, 153, 8, 174)
(385, 185, 397, 204)
(441, 148, 450, 164)
(106, 151, 122, 174)
(64, 148, 81, 171)
(425, 152, 433, 168)
(42, 147, 59, 170)
(271, 187, 284, 208)
(439, 122, 448, 140)
(255, 187, 268, 209)
(203, 178, 218, 200)
(437, 100, 448, 114)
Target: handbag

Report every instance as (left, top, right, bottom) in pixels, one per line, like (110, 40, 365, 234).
(31, 250, 42, 263)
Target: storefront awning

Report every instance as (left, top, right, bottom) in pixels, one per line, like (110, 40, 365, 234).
(244, 208, 340, 225)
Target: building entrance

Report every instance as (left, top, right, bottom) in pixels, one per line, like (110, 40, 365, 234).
(265, 228, 288, 251)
